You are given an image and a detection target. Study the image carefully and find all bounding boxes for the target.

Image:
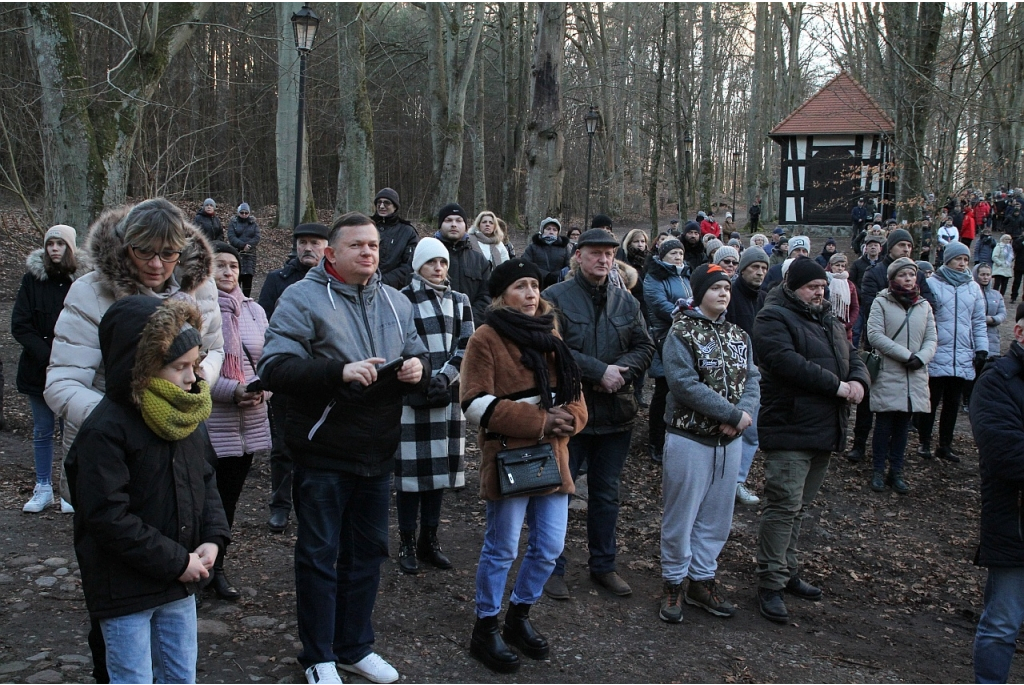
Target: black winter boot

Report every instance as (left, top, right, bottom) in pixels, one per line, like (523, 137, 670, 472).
(417, 526, 452, 569)
(398, 530, 419, 574)
(211, 556, 241, 600)
(503, 602, 549, 659)
(887, 469, 909, 495)
(470, 615, 520, 673)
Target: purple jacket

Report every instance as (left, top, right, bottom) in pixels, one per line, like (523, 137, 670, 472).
(208, 297, 272, 457)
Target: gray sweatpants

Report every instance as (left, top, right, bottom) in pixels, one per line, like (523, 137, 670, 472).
(660, 432, 741, 585)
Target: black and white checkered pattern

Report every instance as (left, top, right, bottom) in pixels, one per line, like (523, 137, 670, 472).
(396, 276, 475, 492)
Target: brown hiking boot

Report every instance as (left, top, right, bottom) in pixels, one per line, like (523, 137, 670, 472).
(684, 578, 736, 617)
(659, 581, 684, 623)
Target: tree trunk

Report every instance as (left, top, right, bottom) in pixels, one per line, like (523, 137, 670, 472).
(648, 7, 668, 235)
(276, 2, 303, 228)
(334, 2, 375, 218)
(24, 3, 102, 229)
(471, 59, 487, 211)
(696, 2, 714, 211)
(523, 2, 567, 231)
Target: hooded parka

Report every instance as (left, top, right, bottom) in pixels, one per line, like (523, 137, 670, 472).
(866, 291, 937, 413)
(11, 249, 75, 395)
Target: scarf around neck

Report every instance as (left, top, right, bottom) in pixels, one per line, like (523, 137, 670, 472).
(486, 308, 582, 409)
(828, 271, 852, 321)
(218, 286, 247, 383)
(938, 265, 972, 287)
(888, 279, 920, 308)
(140, 378, 212, 441)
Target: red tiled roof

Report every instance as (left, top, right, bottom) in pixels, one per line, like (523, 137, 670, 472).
(770, 71, 895, 136)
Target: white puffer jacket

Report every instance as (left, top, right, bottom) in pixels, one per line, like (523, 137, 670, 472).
(44, 206, 224, 447)
(925, 271, 988, 380)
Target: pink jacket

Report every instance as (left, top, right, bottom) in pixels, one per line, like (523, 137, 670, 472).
(208, 297, 272, 457)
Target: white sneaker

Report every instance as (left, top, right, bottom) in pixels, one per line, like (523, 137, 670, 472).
(60, 498, 75, 514)
(23, 484, 54, 513)
(305, 662, 343, 684)
(339, 653, 399, 684)
(736, 483, 760, 506)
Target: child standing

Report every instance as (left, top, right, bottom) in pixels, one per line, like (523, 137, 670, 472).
(658, 264, 760, 623)
(66, 296, 229, 684)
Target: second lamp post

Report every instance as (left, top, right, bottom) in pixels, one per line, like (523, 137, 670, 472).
(584, 106, 600, 229)
(291, 3, 320, 229)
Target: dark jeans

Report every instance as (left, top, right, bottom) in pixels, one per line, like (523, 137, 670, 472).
(239, 273, 253, 298)
(553, 430, 633, 576)
(268, 394, 293, 515)
(215, 453, 253, 529)
(1012, 271, 1024, 300)
(293, 466, 390, 667)
(395, 489, 444, 532)
(872, 412, 911, 472)
(648, 377, 669, 450)
(913, 376, 966, 449)
(852, 384, 873, 449)
(993, 274, 1009, 296)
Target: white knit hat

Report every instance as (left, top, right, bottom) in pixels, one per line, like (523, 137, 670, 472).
(412, 237, 450, 273)
(44, 225, 77, 255)
(788, 235, 811, 254)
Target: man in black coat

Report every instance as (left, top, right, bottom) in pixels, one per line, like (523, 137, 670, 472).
(851, 197, 868, 249)
(542, 228, 655, 600)
(846, 228, 935, 462)
(681, 221, 707, 272)
(371, 187, 419, 289)
(753, 258, 870, 625)
(726, 246, 769, 506)
(257, 223, 330, 532)
(970, 304, 1024, 684)
(435, 203, 492, 324)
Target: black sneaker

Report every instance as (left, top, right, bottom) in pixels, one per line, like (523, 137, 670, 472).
(936, 446, 962, 463)
(846, 446, 865, 463)
(870, 470, 887, 492)
(916, 444, 933, 459)
(887, 470, 909, 495)
(757, 588, 789, 624)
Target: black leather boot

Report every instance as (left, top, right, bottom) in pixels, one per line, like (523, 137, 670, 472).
(470, 615, 520, 673)
(211, 557, 240, 600)
(503, 602, 549, 659)
(398, 530, 419, 574)
(417, 526, 452, 569)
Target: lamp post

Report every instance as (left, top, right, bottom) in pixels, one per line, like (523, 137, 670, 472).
(291, 3, 320, 229)
(683, 131, 693, 219)
(584, 105, 600, 229)
(732, 150, 741, 226)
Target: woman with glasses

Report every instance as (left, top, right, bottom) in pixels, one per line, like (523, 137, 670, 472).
(44, 197, 224, 683)
(712, 245, 741, 277)
(228, 203, 260, 297)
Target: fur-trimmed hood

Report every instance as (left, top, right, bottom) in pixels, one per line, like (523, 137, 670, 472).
(99, 296, 203, 407)
(25, 248, 79, 283)
(84, 206, 212, 299)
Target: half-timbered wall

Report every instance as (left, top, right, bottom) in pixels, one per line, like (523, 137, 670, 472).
(775, 134, 893, 226)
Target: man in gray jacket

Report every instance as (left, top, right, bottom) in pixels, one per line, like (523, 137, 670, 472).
(541, 229, 655, 600)
(259, 212, 429, 685)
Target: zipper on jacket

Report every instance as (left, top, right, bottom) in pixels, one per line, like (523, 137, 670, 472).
(952, 286, 958, 369)
(358, 285, 378, 358)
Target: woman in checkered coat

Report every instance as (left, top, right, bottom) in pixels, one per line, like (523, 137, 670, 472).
(396, 237, 475, 574)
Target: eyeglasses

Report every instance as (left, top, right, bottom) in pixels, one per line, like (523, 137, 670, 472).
(129, 244, 182, 263)
(238, 211, 250, 216)
(720, 259, 738, 266)
(376, 199, 394, 207)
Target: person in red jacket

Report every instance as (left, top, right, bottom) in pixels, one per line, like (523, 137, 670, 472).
(700, 212, 721, 239)
(961, 201, 977, 250)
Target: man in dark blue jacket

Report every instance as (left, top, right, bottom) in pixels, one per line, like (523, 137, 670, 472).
(971, 303, 1024, 684)
(257, 223, 329, 533)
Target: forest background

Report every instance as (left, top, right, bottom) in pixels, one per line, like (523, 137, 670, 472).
(2, 2, 1024, 240)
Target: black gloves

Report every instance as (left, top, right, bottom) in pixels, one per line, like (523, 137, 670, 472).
(425, 374, 451, 404)
(974, 350, 988, 371)
(904, 356, 925, 371)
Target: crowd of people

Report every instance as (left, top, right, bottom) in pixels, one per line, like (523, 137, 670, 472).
(7, 187, 1024, 684)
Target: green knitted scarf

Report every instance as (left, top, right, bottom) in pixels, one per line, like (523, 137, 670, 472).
(140, 378, 212, 441)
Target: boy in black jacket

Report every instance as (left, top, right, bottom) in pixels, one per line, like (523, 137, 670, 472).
(66, 296, 229, 684)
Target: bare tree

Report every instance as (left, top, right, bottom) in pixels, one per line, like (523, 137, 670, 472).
(334, 2, 375, 218)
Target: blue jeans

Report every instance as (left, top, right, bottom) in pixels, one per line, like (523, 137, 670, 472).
(737, 406, 760, 484)
(28, 394, 58, 485)
(476, 493, 568, 617)
(872, 411, 911, 472)
(974, 566, 1024, 683)
(293, 466, 390, 668)
(99, 595, 197, 684)
(554, 431, 632, 576)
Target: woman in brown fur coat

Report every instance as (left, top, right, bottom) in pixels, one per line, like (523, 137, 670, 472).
(460, 258, 587, 674)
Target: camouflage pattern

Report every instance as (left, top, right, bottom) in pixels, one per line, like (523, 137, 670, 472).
(667, 310, 750, 438)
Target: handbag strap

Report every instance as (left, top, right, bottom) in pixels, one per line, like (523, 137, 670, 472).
(892, 309, 912, 340)
(240, 342, 258, 375)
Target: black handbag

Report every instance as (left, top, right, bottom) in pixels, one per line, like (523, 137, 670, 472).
(495, 437, 561, 498)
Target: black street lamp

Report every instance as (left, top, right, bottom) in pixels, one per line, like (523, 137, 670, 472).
(683, 131, 693, 219)
(584, 105, 600, 229)
(291, 3, 320, 229)
(732, 150, 741, 226)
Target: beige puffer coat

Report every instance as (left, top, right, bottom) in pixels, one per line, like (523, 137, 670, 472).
(867, 290, 937, 414)
(44, 206, 224, 447)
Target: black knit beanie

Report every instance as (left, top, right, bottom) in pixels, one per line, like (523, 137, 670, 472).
(786, 257, 828, 291)
(374, 187, 400, 209)
(658, 239, 684, 260)
(437, 202, 467, 228)
(690, 263, 731, 307)
(488, 257, 543, 298)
